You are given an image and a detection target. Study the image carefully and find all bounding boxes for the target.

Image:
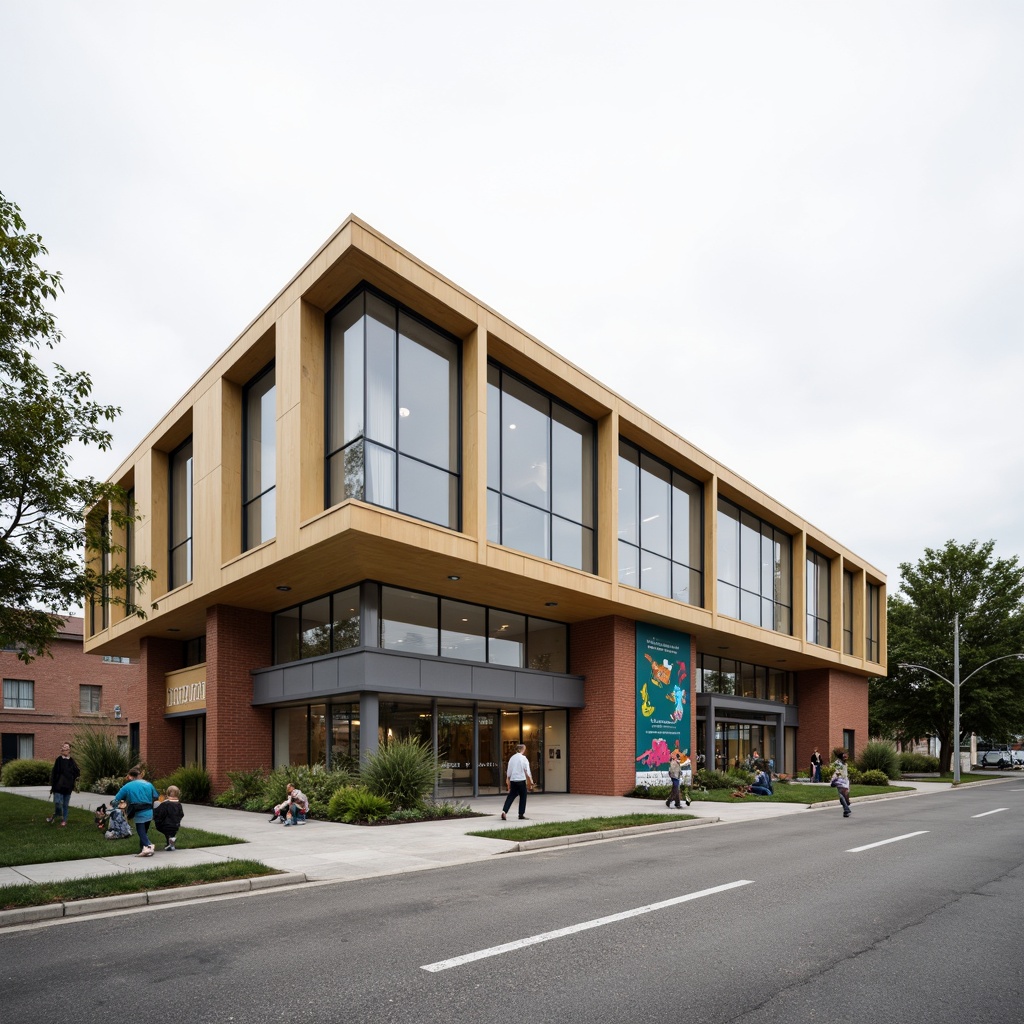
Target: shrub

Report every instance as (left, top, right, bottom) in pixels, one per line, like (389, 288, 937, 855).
(899, 752, 940, 773)
(93, 775, 126, 796)
(625, 783, 672, 799)
(152, 763, 211, 802)
(260, 764, 355, 817)
(856, 741, 900, 780)
(327, 785, 393, 823)
(214, 767, 269, 807)
(72, 729, 132, 791)
(360, 737, 438, 810)
(695, 768, 738, 790)
(859, 769, 891, 787)
(0, 758, 52, 786)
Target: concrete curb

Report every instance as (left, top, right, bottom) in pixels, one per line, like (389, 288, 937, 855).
(511, 815, 720, 852)
(0, 871, 307, 929)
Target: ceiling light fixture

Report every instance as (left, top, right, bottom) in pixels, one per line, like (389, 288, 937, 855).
(447, 574, 461, 581)
(276, 585, 292, 592)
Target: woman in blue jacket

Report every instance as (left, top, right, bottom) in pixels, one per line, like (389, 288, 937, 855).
(112, 766, 160, 857)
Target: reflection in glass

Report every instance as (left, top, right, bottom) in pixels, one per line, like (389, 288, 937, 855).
(489, 610, 526, 667)
(381, 587, 438, 655)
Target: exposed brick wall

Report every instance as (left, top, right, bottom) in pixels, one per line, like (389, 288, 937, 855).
(796, 667, 869, 770)
(137, 636, 184, 777)
(205, 604, 273, 793)
(569, 616, 637, 796)
(1, 624, 136, 765)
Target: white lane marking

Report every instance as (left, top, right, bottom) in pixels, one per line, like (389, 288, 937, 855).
(847, 831, 929, 853)
(972, 808, 1009, 818)
(420, 879, 754, 973)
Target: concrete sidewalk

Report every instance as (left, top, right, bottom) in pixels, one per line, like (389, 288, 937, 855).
(0, 779, 952, 893)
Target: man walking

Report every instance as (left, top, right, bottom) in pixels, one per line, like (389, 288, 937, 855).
(501, 743, 534, 820)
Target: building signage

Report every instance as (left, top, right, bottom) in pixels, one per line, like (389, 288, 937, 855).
(635, 622, 691, 787)
(164, 665, 207, 714)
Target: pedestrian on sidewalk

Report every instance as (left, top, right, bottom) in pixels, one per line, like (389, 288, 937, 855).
(501, 743, 533, 820)
(112, 766, 160, 856)
(666, 750, 683, 808)
(811, 748, 823, 783)
(47, 742, 80, 827)
(679, 749, 693, 806)
(154, 784, 185, 850)
(832, 751, 852, 817)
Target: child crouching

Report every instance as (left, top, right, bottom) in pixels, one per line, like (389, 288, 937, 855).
(154, 784, 185, 851)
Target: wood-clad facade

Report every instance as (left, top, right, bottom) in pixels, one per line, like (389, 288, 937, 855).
(85, 217, 885, 796)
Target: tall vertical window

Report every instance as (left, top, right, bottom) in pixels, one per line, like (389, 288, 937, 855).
(243, 363, 276, 549)
(866, 583, 881, 662)
(806, 549, 831, 647)
(326, 289, 460, 530)
(487, 363, 595, 572)
(843, 570, 854, 654)
(125, 489, 136, 613)
(169, 437, 193, 588)
(617, 440, 703, 605)
(716, 497, 792, 634)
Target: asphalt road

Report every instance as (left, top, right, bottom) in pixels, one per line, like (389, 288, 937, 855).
(4, 781, 1023, 1024)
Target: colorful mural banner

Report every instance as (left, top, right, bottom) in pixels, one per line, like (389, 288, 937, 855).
(635, 622, 691, 784)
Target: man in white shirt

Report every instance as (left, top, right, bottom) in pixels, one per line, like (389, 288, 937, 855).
(501, 743, 534, 820)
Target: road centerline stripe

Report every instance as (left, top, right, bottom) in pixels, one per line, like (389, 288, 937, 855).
(420, 879, 754, 972)
(847, 831, 929, 853)
(972, 808, 1008, 818)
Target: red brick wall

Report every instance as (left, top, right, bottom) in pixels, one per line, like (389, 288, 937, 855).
(206, 604, 272, 793)
(137, 636, 184, 777)
(569, 616, 637, 796)
(1, 621, 135, 766)
(796, 667, 869, 770)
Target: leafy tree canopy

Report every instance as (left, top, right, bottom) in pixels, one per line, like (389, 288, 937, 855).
(0, 191, 153, 661)
(870, 540, 1024, 769)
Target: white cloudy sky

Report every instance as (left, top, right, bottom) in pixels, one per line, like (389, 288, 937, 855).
(4, 2, 1023, 595)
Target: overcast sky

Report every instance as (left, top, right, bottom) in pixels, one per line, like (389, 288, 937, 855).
(4, 2, 1023, 597)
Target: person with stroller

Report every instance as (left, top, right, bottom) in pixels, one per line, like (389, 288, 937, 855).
(111, 766, 160, 856)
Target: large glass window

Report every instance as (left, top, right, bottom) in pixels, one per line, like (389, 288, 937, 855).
(618, 440, 703, 605)
(843, 570, 854, 654)
(273, 586, 361, 664)
(487, 363, 595, 572)
(326, 290, 460, 530)
(169, 437, 193, 588)
(243, 363, 276, 550)
(3, 679, 34, 709)
(866, 583, 881, 662)
(806, 549, 831, 647)
(698, 655, 794, 705)
(716, 497, 791, 634)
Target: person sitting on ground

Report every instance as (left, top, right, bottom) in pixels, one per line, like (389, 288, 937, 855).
(270, 783, 309, 825)
(749, 768, 773, 796)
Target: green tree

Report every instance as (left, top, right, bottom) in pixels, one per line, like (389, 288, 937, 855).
(0, 191, 154, 660)
(870, 540, 1024, 771)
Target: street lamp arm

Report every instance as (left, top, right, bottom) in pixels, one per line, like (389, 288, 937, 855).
(959, 653, 1024, 687)
(897, 663, 952, 687)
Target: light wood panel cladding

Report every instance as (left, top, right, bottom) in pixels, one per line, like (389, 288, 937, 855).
(88, 215, 885, 679)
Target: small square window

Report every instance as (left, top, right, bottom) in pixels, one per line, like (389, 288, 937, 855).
(80, 685, 102, 714)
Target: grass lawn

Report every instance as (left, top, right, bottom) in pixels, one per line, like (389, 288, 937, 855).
(0, 793, 280, 911)
(468, 812, 694, 841)
(0, 860, 274, 911)
(0, 792, 243, 868)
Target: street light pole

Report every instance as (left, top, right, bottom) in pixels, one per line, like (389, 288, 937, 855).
(898, 613, 1024, 785)
(953, 611, 960, 784)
